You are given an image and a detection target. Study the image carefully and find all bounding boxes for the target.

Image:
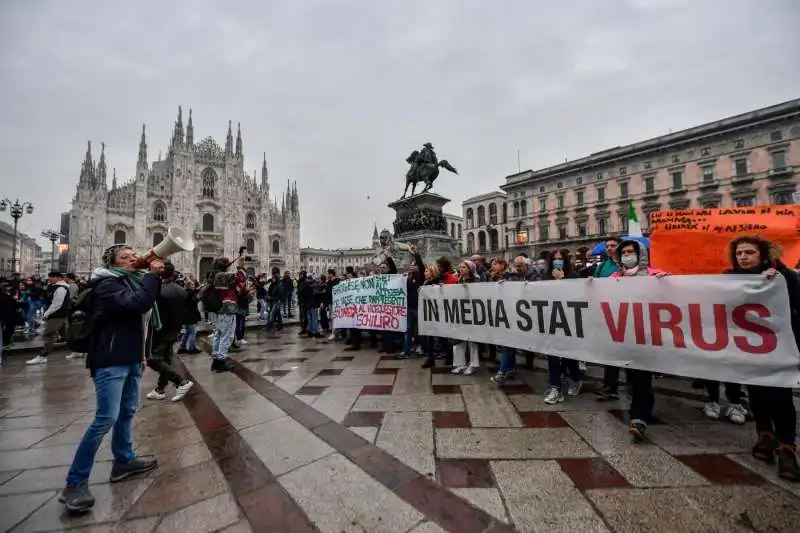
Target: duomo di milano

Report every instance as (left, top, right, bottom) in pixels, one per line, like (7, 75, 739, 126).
(68, 107, 301, 279)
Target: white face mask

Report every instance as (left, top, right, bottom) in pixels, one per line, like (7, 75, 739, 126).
(621, 255, 638, 268)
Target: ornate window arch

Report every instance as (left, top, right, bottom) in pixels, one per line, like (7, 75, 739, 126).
(466, 208, 474, 229)
(201, 168, 217, 198)
(466, 233, 475, 254)
(478, 230, 487, 251)
(477, 205, 486, 226)
(114, 230, 127, 244)
(202, 213, 215, 232)
(245, 212, 256, 229)
(246, 238, 255, 254)
(272, 239, 280, 254)
(152, 201, 166, 222)
(489, 203, 498, 225)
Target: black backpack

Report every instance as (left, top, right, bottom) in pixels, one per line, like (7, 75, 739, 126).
(200, 284, 223, 313)
(66, 288, 94, 353)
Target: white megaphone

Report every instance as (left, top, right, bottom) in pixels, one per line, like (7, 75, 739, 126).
(135, 226, 195, 268)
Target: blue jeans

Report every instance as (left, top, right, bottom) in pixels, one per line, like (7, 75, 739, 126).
(212, 314, 236, 361)
(258, 298, 267, 320)
(180, 324, 197, 350)
(403, 309, 418, 356)
(307, 308, 320, 334)
(283, 294, 293, 316)
(500, 346, 517, 374)
(547, 356, 581, 388)
(26, 299, 43, 329)
(66, 363, 141, 486)
(266, 300, 282, 330)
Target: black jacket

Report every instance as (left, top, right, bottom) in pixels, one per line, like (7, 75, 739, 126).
(407, 252, 425, 311)
(154, 279, 187, 342)
(182, 289, 202, 326)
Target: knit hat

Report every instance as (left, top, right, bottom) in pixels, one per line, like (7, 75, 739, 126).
(462, 260, 478, 278)
(101, 244, 131, 267)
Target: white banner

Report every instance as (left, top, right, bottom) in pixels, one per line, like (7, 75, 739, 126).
(418, 276, 800, 387)
(332, 274, 408, 332)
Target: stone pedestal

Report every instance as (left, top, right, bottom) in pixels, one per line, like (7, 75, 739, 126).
(387, 192, 461, 267)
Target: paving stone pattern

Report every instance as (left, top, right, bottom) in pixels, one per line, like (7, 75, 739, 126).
(1, 329, 799, 532)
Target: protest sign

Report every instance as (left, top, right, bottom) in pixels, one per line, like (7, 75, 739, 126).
(418, 276, 800, 387)
(649, 206, 800, 274)
(332, 274, 407, 332)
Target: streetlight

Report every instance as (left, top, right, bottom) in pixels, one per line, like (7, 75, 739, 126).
(41, 229, 65, 273)
(0, 199, 34, 274)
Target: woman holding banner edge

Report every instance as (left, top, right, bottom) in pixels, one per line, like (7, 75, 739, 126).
(724, 235, 799, 481)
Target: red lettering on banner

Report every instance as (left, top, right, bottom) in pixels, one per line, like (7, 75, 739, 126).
(688, 303, 728, 351)
(600, 302, 629, 342)
(648, 303, 687, 348)
(632, 303, 646, 345)
(732, 304, 777, 354)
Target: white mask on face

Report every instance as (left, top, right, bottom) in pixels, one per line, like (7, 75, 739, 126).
(621, 255, 638, 269)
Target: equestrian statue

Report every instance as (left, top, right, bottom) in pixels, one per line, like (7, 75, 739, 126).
(401, 142, 458, 198)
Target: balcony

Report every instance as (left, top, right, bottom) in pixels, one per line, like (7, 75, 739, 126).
(698, 179, 719, 191)
(769, 166, 794, 180)
(731, 173, 754, 186)
(669, 198, 691, 210)
(641, 190, 659, 201)
(669, 186, 688, 196)
(194, 229, 223, 243)
(615, 196, 630, 206)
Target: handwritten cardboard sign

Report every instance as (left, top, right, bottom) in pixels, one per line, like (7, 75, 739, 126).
(649, 206, 800, 274)
(332, 274, 408, 332)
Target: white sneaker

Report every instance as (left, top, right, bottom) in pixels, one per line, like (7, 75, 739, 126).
(171, 381, 194, 402)
(239, 339, 249, 345)
(65, 352, 85, 360)
(702, 401, 721, 420)
(451, 365, 466, 374)
(146, 390, 167, 401)
(567, 379, 582, 396)
(725, 404, 747, 425)
(544, 386, 564, 405)
(463, 366, 477, 376)
(26, 355, 47, 365)
(328, 333, 336, 341)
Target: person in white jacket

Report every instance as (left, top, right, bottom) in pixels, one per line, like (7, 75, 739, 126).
(26, 272, 71, 365)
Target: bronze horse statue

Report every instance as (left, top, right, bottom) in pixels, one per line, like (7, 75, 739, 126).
(402, 147, 458, 198)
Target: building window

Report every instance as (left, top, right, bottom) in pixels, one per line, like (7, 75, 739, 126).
(152, 202, 166, 222)
(619, 182, 629, 199)
(489, 229, 499, 251)
(539, 224, 549, 241)
(772, 150, 787, 170)
(576, 176, 583, 185)
(597, 187, 606, 202)
(458, 224, 462, 239)
(734, 157, 749, 176)
(539, 186, 545, 193)
(513, 202, 519, 217)
(466, 208, 474, 229)
(450, 223, 455, 238)
(672, 154, 680, 164)
(114, 230, 126, 244)
(619, 166, 627, 176)
(576, 190, 584, 206)
(201, 168, 216, 198)
(477, 205, 486, 226)
(557, 182, 563, 189)
(515, 227, 528, 245)
(558, 225, 567, 240)
(701, 147, 710, 157)
(671, 171, 683, 189)
(596, 172, 603, 180)
(702, 165, 714, 183)
(272, 239, 280, 254)
(771, 130, 783, 142)
(152, 232, 164, 247)
(644, 161, 652, 170)
(246, 212, 256, 229)
(246, 238, 255, 254)
(520, 200, 527, 216)
(577, 220, 587, 237)
(478, 231, 487, 251)
(644, 177, 654, 194)
(701, 200, 719, 209)
(538, 197, 546, 211)
(734, 139, 744, 149)
(502, 203, 507, 223)
(489, 203, 498, 225)
(773, 191, 794, 205)
(734, 196, 755, 207)
(597, 218, 607, 235)
(466, 233, 474, 253)
(202, 213, 214, 232)
(557, 195, 565, 209)
(619, 214, 628, 233)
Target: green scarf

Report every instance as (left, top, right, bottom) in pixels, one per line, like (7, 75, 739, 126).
(101, 267, 162, 331)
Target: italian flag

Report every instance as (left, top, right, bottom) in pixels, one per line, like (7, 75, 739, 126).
(627, 200, 642, 237)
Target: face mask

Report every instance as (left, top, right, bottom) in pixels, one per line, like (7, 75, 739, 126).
(621, 255, 638, 268)
(552, 259, 564, 270)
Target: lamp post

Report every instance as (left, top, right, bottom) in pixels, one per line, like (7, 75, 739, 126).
(41, 229, 65, 273)
(0, 199, 34, 274)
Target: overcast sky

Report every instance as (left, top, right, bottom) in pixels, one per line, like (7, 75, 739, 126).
(1, 0, 798, 250)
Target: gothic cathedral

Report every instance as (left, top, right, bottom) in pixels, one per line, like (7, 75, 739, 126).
(68, 107, 301, 279)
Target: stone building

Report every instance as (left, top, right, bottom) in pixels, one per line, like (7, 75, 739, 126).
(300, 227, 382, 276)
(463, 98, 800, 259)
(68, 107, 301, 279)
(0, 221, 41, 276)
(462, 191, 508, 256)
(443, 212, 464, 256)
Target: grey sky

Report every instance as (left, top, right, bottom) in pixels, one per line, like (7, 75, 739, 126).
(1, 0, 798, 250)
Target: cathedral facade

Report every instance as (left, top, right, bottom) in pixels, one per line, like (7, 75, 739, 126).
(68, 107, 301, 279)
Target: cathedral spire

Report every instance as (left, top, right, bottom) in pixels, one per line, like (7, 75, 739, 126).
(172, 106, 184, 148)
(292, 181, 299, 212)
(225, 120, 233, 155)
(79, 140, 94, 187)
(261, 152, 269, 187)
(137, 124, 148, 172)
(235, 122, 242, 158)
(112, 168, 117, 190)
(96, 141, 107, 188)
(185, 108, 194, 147)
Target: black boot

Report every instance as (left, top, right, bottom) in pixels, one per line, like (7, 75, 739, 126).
(776, 444, 800, 482)
(211, 358, 233, 373)
(752, 432, 778, 463)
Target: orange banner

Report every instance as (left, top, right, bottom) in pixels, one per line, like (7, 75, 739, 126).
(649, 206, 800, 274)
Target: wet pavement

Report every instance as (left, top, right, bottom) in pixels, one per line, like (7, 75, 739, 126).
(1, 329, 799, 532)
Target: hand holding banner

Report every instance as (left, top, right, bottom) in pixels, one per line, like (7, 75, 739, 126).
(418, 276, 800, 387)
(332, 274, 408, 332)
